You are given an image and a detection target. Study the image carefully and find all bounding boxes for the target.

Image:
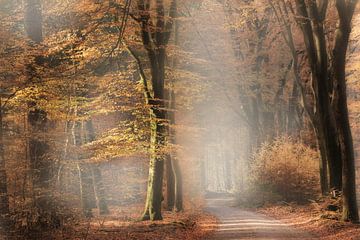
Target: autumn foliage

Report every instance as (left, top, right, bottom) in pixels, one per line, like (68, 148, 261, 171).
(249, 137, 320, 203)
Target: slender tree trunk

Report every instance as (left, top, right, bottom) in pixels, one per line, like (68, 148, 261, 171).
(25, 0, 61, 228)
(332, 10, 359, 222)
(168, 91, 183, 211)
(171, 156, 183, 211)
(165, 156, 175, 210)
(0, 103, 9, 223)
(77, 163, 95, 218)
(84, 119, 109, 215)
(248, 120, 260, 156)
(165, 16, 183, 212)
(91, 165, 109, 215)
(314, 126, 329, 194)
(73, 120, 95, 218)
(142, 108, 166, 220)
(321, 113, 342, 191)
(28, 107, 59, 227)
(287, 80, 301, 134)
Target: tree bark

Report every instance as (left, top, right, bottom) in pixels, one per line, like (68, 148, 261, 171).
(142, 109, 166, 220)
(77, 163, 95, 218)
(167, 98, 183, 212)
(73, 120, 95, 218)
(0, 101, 9, 223)
(165, 156, 175, 210)
(332, 0, 359, 222)
(270, 0, 333, 194)
(138, 0, 177, 221)
(314, 126, 330, 194)
(84, 119, 109, 215)
(91, 166, 109, 215)
(165, 16, 183, 212)
(294, 0, 342, 192)
(25, 0, 61, 228)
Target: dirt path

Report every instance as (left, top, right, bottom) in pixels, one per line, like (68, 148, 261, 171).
(205, 197, 315, 240)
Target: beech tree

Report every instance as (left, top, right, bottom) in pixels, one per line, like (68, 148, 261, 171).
(24, 0, 60, 227)
(136, 0, 177, 221)
(165, 17, 183, 212)
(1, 0, 360, 237)
(331, 0, 359, 222)
(292, 0, 358, 222)
(268, 0, 330, 194)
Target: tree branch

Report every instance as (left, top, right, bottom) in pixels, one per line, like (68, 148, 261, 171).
(122, 42, 152, 105)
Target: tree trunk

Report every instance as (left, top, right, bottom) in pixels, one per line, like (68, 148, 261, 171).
(138, 0, 177, 221)
(77, 163, 95, 218)
(312, 11, 342, 192)
(84, 120, 109, 215)
(25, 0, 60, 228)
(28, 107, 59, 227)
(314, 126, 329, 194)
(91, 165, 109, 215)
(141, 110, 166, 220)
(141, 46, 167, 221)
(73, 120, 95, 218)
(171, 156, 183, 211)
(0, 103, 9, 223)
(332, 11, 359, 222)
(165, 16, 183, 211)
(287, 80, 301, 134)
(165, 156, 175, 210)
(294, 0, 342, 192)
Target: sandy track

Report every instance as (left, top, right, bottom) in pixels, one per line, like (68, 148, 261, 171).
(205, 197, 315, 240)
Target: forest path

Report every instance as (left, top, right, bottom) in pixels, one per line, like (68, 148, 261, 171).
(205, 196, 314, 240)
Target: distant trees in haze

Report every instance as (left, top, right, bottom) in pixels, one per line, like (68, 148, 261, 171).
(0, 1, 360, 238)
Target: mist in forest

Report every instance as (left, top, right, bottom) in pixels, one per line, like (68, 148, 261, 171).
(175, 0, 249, 195)
(1, 0, 360, 239)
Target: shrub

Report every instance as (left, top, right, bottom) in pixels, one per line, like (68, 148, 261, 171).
(248, 137, 320, 204)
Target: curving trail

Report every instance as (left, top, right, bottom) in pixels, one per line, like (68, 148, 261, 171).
(205, 197, 315, 240)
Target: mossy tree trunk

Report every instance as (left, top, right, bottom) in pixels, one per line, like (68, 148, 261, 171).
(137, 0, 177, 221)
(142, 112, 166, 220)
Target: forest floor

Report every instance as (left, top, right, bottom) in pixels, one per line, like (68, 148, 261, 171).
(259, 202, 360, 240)
(43, 203, 217, 240)
(205, 196, 314, 239)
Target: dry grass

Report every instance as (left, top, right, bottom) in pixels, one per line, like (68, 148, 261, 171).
(249, 137, 320, 203)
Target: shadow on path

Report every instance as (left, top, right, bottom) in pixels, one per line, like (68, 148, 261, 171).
(204, 196, 315, 240)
